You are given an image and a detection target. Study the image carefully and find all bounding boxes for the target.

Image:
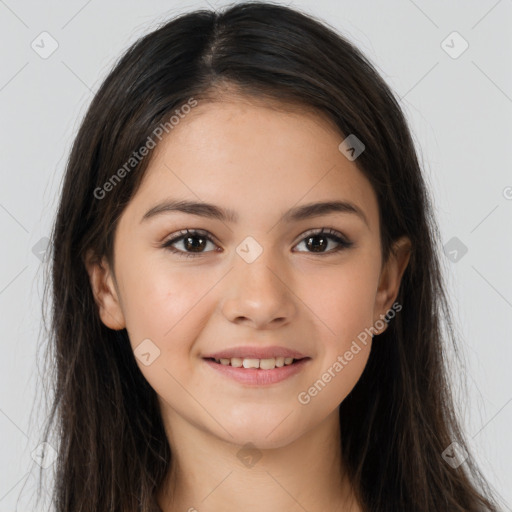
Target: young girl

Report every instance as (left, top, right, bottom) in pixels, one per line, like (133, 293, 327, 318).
(37, 2, 506, 511)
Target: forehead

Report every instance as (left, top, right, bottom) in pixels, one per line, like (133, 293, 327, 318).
(124, 98, 379, 230)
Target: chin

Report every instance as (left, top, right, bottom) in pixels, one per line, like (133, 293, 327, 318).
(214, 415, 308, 451)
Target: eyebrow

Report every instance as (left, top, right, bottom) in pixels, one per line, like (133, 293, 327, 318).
(141, 198, 369, 227)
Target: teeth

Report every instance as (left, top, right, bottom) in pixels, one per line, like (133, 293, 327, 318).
(242, 358, 260, 369)
(213, 356, 298, 369)
(259, 358, 275, 370)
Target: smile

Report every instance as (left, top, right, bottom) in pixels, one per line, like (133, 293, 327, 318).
(211, 356, 297, 369)
(203, 357, 310, 385)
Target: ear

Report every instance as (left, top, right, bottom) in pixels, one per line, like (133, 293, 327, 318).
(84, 249, 126, 330)
(372, 236, 411, 335)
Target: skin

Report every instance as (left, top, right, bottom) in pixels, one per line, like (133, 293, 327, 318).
(86, 95, 411, 512)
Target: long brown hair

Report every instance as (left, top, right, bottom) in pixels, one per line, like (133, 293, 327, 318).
(35, 1, 505, 511)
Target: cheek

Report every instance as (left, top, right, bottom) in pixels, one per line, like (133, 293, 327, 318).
(302, 259, 380, 348)
(296, 258, 378, 404)
(119, 256, 212, 355)
(297, 277, 375, 411)
(119, 260, 215, 398)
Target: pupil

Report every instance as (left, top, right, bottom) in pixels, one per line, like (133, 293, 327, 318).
(185, 236, 206, 252)
(307, 235, 327, 252)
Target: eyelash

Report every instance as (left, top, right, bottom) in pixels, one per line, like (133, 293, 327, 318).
(161, 228, 354, 259)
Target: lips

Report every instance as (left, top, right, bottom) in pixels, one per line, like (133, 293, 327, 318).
(203, 357, 310, 385)
(201, 345, 310, 385)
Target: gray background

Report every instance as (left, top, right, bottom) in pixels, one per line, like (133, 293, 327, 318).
(0, 0, 511, 510)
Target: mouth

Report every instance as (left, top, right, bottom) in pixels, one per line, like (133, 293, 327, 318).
(204, 356, 305, 370)
(202, 356, 311, 386)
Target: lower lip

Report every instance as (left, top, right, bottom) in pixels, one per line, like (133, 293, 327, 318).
(203, 358, 310, 385)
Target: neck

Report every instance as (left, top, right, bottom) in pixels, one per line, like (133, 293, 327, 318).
(156, 408, 361, 512)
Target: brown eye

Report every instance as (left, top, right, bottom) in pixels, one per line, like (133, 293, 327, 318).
(162, 229, 218, 258)
(294, 228, 353, 254)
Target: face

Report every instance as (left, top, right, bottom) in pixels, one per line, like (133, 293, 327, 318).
(86, 96, 410, 449)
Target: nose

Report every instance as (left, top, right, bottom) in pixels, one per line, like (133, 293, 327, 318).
(220, 247, 297, 330)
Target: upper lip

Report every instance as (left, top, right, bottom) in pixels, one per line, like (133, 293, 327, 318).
(203, 346, 308, 360)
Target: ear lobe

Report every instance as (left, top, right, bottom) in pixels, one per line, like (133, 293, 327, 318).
(373, 236, 412, 333)
(84, 249, 126, 330)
